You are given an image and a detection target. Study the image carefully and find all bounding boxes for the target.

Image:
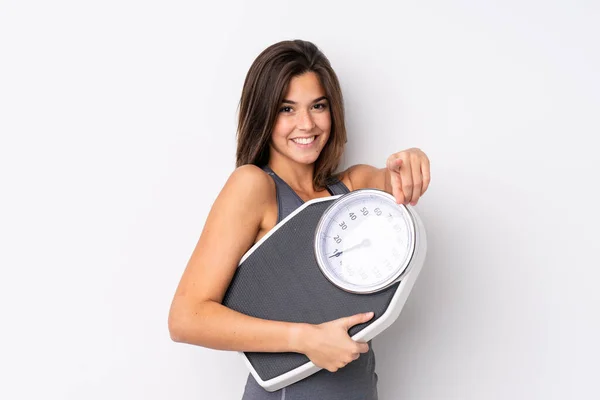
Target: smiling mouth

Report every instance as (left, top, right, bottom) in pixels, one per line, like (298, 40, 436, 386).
(291, 136, 316, 145)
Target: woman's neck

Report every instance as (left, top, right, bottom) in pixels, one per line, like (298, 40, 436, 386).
(268, 157, 317, 194)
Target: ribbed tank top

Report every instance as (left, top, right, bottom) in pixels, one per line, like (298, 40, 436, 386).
(240, 165, 379, 400)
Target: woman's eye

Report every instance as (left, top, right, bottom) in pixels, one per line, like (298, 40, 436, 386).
(314, 103, 327, 110)
(279, 106, 293, 113)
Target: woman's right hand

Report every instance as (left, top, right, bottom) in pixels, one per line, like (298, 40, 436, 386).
(296, 312, 374, 372)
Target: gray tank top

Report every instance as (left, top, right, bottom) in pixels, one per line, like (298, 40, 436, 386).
(240, 165, 379, 400)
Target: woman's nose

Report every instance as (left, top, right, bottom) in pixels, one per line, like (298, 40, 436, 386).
(297, 110, 316, 131)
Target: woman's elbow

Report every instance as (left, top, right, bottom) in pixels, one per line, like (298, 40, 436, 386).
(168, 312, 183, 343)
(168, 302, 193, 343)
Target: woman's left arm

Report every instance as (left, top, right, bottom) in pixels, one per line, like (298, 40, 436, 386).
(342, 148, 431, 205)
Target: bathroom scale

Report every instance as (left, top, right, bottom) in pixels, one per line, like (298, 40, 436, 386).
(222, 189, 427, 392)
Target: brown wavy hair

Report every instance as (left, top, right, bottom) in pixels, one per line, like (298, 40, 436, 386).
(235, 40, 347, 190)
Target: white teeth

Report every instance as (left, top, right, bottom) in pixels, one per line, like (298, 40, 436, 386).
(292, 136, 315, 145)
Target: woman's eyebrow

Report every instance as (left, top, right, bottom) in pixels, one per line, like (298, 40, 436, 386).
(281, 96, 328, 104)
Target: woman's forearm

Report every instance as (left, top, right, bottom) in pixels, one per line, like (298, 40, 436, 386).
(169, 299, 307, 353)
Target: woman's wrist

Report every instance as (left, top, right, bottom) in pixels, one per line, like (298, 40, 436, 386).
(288, 322, 311, 354)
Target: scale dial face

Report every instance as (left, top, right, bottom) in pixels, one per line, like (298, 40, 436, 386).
(314, 189, 416, 294)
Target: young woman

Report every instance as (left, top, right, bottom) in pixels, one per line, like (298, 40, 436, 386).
(168, 39, 431, 400)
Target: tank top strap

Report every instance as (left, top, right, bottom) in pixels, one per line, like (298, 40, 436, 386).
(327, 179, 350, 195)
(261, 165, 304, 223)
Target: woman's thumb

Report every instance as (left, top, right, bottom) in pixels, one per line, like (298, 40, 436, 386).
(386, 156, 402, 171)
(344, 312, 374, 329)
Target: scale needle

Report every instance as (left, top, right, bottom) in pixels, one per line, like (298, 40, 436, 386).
(329, 239, 371, 258)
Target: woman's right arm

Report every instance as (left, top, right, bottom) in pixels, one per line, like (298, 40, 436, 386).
(168, 165, 372, 371)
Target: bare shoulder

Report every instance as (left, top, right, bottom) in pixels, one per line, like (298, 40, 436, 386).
(215, 164, 278, 242)
(222, 164, 274, 200)
(339, 164, 385, 191)
(208, 163, 277, 239)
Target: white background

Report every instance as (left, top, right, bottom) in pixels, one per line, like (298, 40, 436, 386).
(1, 1, 599, 399)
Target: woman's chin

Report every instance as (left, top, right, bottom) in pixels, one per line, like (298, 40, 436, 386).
(291, 154, 321, 165)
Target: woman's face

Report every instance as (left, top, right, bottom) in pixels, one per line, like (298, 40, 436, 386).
(269, 71, 331, 166)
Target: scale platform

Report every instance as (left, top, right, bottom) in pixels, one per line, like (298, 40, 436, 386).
(222, 193, 427, 392)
